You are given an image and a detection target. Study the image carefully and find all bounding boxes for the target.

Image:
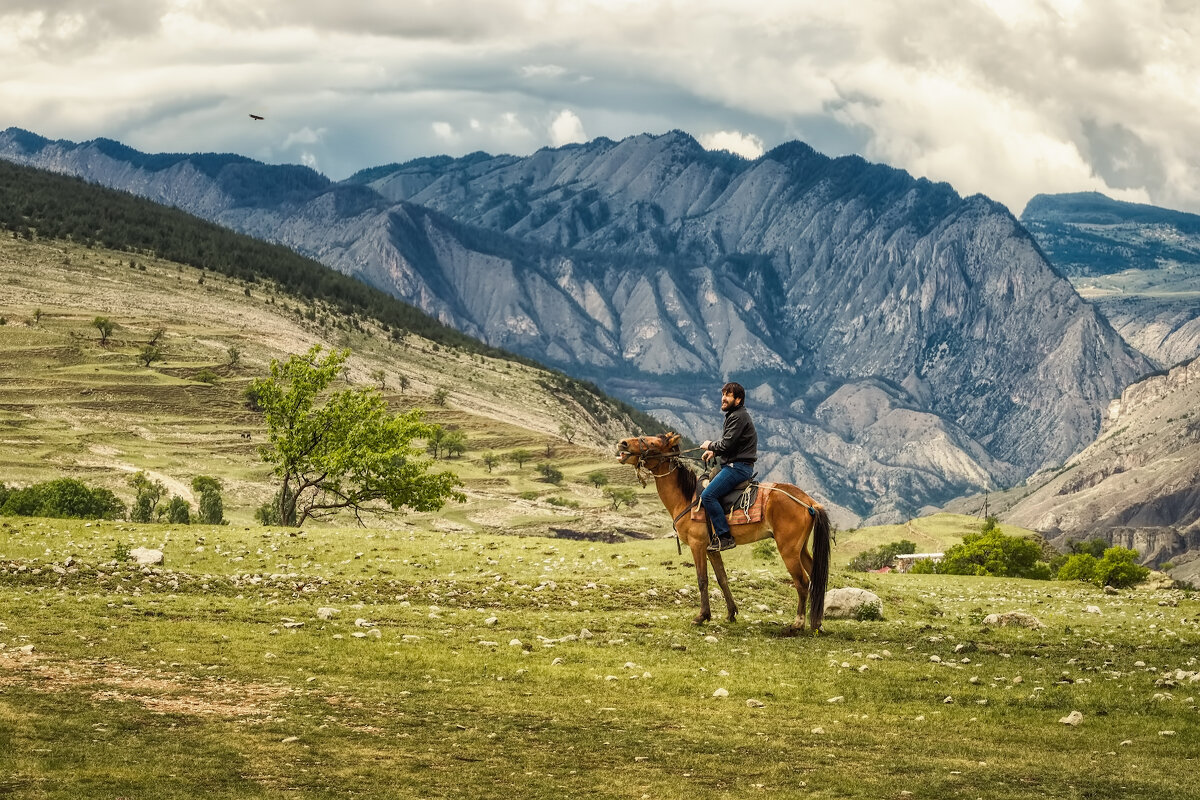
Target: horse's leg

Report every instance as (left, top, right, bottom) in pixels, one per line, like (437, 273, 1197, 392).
(689, 539, 712, 625)
(707, 551, 738, 623)
(776, 524, 813, 635)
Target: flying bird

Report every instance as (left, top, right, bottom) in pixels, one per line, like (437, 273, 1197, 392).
(249, 114, 264, 120)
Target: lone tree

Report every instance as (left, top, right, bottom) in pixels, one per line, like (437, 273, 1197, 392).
(586, 471, 609, 489)
(129, 471, 166, 523)
(509, 448, 533, 470)
(481, 452, 501, 473)
(251, 345, 463, 526)
(192, 476, 225, 525)
(137, 344, 163, 367)
(93, 316, 115, 345)
(558, 422, 576, 444)
(604, 487, 638, 511)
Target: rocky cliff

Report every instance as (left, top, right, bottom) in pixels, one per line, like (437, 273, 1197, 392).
(1006, 356, 1200, 577)
(0, 128, 1152, 524)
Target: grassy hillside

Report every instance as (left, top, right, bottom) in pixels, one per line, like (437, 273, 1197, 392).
(0, 234, 664, 534)
(832, 513, 1035, 568)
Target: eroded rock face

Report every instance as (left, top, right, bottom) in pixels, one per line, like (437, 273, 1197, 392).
(0, 129, 1151, 523)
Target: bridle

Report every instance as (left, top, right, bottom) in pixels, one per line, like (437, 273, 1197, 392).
(617, 435, 686, 486)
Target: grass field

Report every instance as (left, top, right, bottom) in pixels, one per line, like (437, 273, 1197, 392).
(2, 518, 1199, 799)
(4, 235, 1199, 798)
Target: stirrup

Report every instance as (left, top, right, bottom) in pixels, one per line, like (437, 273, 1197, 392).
(708, 535, 736, 552)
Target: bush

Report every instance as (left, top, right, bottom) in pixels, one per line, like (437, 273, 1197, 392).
(194, 368, 220, 385)
(193, 476, 225, 525)
(1068, 537, 1110, 559)
(0, 478, 125, 520)
(848, 539, 917, 571)
(909, 558, 938, 574)
(938, 530, 1050, 579)
(165, 495, 191, 524)
(536, 463, 564, 484)
(546, 496, 580, 509)
(1094, 547, 1150, 588)
(854, 600, 884, 622)
(1057, 553, 1098, 583)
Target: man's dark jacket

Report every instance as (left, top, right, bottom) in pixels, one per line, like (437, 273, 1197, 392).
(710, 405, 757, 465)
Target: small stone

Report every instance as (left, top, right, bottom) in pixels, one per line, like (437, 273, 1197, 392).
(282, 736, 299, 743)
(930, 655, 942, 663)
(1120, 740, 1132, 746)
(551, 657, 564, 666)
(746, 699, 765, 708)
(509, 639, 523, 647)
(712, 688, 729, 698)
(827, 696, 844, 704)
(580, 628, 594, 639)
(316, 607, 339, 621)
(969, 676, 981, 684)
(811, 726, 825, 734)
(704, 635, 719, 643)
(1085, 605, 1102, 615)
(478, 641, 499, 647)
(484, 617, 499, 626)
(352, 632, 367, 639)
(18, 644, 35, 655)
(1159, 730, 1177, 736)
(1059, 711, 1084, 726)
(943, 696, 954, 704)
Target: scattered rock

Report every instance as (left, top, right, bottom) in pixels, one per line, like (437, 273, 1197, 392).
(982, 612, 1042, 629)
(1085, 605, 1102, 615)
(316, 607, 339, 620)
(827, 696, 844, 704)
(1104, 585, 1120, 595)
(129, 547, 164, 566)
(484, 617, 499, 627)
(811, 727, 825, 734)
(281, 736, 300, 744)
(1059, 711, 1084, 726)
(823, 587, 883, 620)
(746, 698, 765, 708)
(712, 688, 729, 698)
(703, 635, 718, 644)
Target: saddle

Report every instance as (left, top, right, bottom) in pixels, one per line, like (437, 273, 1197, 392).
(689, 475, 770, 525)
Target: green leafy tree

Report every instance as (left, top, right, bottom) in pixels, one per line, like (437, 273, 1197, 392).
(137, 344, 163, 367)
(129, 471, 166, 523)
(509, 449, 532, 470)
(0, 479, 124, 520)
(251, 345, 463, 526)
(1068, 537, 1110, 559)
(586, 471, 609, 489)
(192, 476, 224, 525)
(938, 530, 1049, 579)
(227, 346, 241, 368)
(1056, 553, 1098, 583)
(536, 463, 564, 484)
(604, 487, 638, 511)
(166, 495, 191, 524)
(848, 539, 917, 571)
(443, 429, 468, 458)
(481, 452, 501, 473)
(432, 387, 449, 406)
(92, 316, 115, 345)
(1094, 547, 1150, 588)
(558, 422, 576, 444)
(425, 427, 447, 459)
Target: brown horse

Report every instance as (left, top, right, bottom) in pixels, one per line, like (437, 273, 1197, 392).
(616, 433, 831, 634)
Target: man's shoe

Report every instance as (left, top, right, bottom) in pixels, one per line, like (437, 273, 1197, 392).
(708, 535, 736, 552)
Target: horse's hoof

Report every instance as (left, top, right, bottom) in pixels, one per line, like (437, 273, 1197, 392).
(779, 625, 804, 638)
(726, 612, 738, 623)
(692, 614, 711, 625)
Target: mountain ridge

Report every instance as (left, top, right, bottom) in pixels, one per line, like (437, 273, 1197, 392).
(0, 127, 1151, 524)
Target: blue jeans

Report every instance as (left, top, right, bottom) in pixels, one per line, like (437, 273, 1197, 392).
(700, 462, 754, 539)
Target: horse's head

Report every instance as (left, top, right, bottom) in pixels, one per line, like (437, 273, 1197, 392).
(616, 432, 681, 467)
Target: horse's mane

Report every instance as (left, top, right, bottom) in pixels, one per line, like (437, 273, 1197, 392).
(674, 458, 698, 499)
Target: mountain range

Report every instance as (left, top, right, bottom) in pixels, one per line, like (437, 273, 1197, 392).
(0, 127, 1152, 525)
(1022, 192, 1200, 368)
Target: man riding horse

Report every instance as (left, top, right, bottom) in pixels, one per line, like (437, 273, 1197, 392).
(701, 381, 756, 552)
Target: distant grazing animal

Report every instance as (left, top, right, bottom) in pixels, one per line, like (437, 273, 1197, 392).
(249, 114, 264, 120)
(616, 433, 831, 633)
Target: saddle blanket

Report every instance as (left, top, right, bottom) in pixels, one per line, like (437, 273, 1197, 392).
(690, 482, 774, 525)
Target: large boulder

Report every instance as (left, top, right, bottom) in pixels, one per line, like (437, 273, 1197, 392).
(129, 547, 164, 566)
(823, 587, 883, 620)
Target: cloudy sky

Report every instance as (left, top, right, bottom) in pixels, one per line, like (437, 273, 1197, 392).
(2, 0, 1198, 215)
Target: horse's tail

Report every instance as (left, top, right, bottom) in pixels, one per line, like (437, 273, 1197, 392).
(809, 506, 831, 631)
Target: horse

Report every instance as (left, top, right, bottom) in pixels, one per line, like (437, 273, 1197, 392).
(616, 432, 831, 634)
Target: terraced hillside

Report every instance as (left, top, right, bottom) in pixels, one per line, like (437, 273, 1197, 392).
(0, 234, 664, 536)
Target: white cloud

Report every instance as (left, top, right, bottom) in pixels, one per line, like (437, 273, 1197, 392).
(549, 109, 586, 147)
(299, 151, 318, 169)
(699, 130, 765, 160)
(282, 126, 325, 149)
(3, 1, 1200, 212)
(520, 64, 566, 78)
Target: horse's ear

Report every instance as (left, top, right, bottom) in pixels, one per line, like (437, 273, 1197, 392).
(668, 432, 681, 448)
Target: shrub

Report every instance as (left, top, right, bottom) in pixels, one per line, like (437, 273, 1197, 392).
(586, 471, 609, 489)
(165, 495, 191, 524)
(255, 494, 283, 526)
(194, 368, 220, 385)
(1057, 553, 1098, 583)
(546, 496, 580, 509)
(518, 491, 539, 501)
(1094, 547, 1150, 588)
(536, 463, 564, 484)
(854, 600, 884, 622)
(0, 478, 125, 520)
(909, 558, 937, 574)
(192, 476, 225, 525)
(848, 539, 917, 571)
(938, 530, 1050, 579)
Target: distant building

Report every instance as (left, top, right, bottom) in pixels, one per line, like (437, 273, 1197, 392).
(894, 553, 944, 573)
